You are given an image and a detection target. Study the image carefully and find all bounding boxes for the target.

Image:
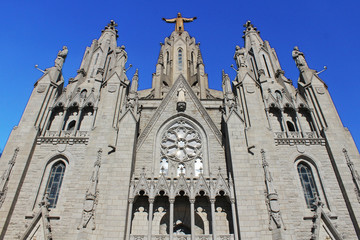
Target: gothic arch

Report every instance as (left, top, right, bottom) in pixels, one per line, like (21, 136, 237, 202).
(293, 156, 329, 210)
(154, 114, 210, 177)
(32, 155, 69, 210)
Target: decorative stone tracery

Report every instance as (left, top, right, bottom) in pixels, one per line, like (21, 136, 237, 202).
(127, 169, 237, 240)
(160, 120, 203, 177)
(78, 148, 102, 230)
(0, 147, 19, 209)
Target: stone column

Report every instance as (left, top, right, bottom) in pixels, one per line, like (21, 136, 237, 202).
(43, 108, 53, 136)
(280, 108, 289, 137)
(230, 199, 239, 240)
(59, 107, 67, 135)
(74, 108, 82, 136)
(309, 109, 321, 137)
(169, 198, 175, 240)
(125, 199, 134, 240)
(91, 107, 98, 130)
(190, 199, 195, 240)
(295, 108, 304, 137)
(264, 108, 272, 130)
(148, 198, 154, 240)
(210, 199, 216, 240)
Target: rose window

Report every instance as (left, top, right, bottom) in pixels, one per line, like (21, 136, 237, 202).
(160, 120, 203, 176)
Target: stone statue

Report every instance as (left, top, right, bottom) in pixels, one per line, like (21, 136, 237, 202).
(162, 13, 197, 32)
(54, 46, 68, 70)
(115, 45, 127, 70)
(234, 45, 246, 68)
(292, 46, 308, 71)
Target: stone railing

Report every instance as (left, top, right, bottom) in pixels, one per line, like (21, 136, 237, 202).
(196, 235, 212, 240)
(61, 130, 74, 137)
(76, 130, 88, 137)
(304, 131, 316, 138)
(45, 130, 59, 137)
(173, 235, 191, 240)
(153, 235, 169, 240)
(130, 234, 233, 240)
(288, 131, 300, 138)
(131, 235, 147, 240)
(274, 132, 286, 138)
(218, 235, 234, 240)
(274, 131, 324, 146)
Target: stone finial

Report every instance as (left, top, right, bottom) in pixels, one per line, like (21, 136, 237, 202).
(243, 21, 260, 34)
(197, 48, 203, 64)
(105, 20, 118, 30)
(130, 69, 139, 94)
(102, 20, 119, 38)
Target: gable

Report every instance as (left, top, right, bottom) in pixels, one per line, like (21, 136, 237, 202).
(135, 75, 226, 177)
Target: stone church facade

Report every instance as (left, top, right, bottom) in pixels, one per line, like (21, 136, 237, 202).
(0, 17, 360, 240)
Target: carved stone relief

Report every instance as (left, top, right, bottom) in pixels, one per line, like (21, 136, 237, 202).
(0, 147, 19, 208)
(78, 149, 102, 230)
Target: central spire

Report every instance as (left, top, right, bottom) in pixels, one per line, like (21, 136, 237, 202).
(162, 12, 197, 33)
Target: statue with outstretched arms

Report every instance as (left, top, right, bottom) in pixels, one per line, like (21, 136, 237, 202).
(163, 13, 197, 32)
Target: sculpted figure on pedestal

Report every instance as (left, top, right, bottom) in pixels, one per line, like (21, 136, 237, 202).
(163, 13, 197, 33)
(54, 46, 68, 70)
(292, 46, 308, 72)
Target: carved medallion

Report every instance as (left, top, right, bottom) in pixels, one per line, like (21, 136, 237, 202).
(37, 84, 47, 93)
(316, 87, 325, 95)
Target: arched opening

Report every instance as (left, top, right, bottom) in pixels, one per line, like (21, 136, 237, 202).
(45, 161, 66, 208)
(284, 107, 298, 132)
(275, 90, 282, 101)
(286, 121, 295, 132)
(154, 195, 169, 234)
(131, 191, 150, 234)
(63, 106, 79, 131)
(195, 195, 211, 234)
(173, 194, 191, 235)
(178, 49, 183, 71)
(80, 89, 88, 99)
(297, 162, 319, 209)
(67, 120, 76, 131)
(215, 194, 234, 235)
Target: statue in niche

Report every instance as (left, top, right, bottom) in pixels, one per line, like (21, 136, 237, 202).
(54, 46, 68, 70)
(49, 111, 63, 131)
(292, 46, 309, 72)
(153, 207, 167, 235)
(196, 207, 209, 234)
(131, 207, 148, 234)
(79, 111, 93, 131)
(215, 207, 229, 234)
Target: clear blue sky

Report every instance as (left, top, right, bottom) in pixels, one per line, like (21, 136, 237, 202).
(0, 0, 359, 151)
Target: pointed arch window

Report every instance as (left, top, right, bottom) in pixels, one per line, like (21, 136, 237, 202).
(45, 161, 65, 208)
(297, 162, 319, 208)
(178, 49, 183, 71)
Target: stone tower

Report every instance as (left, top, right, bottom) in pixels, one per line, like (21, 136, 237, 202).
(0, 17, 359, 240)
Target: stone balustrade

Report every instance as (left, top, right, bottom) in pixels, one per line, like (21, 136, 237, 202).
(130, 234, 234, 240)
